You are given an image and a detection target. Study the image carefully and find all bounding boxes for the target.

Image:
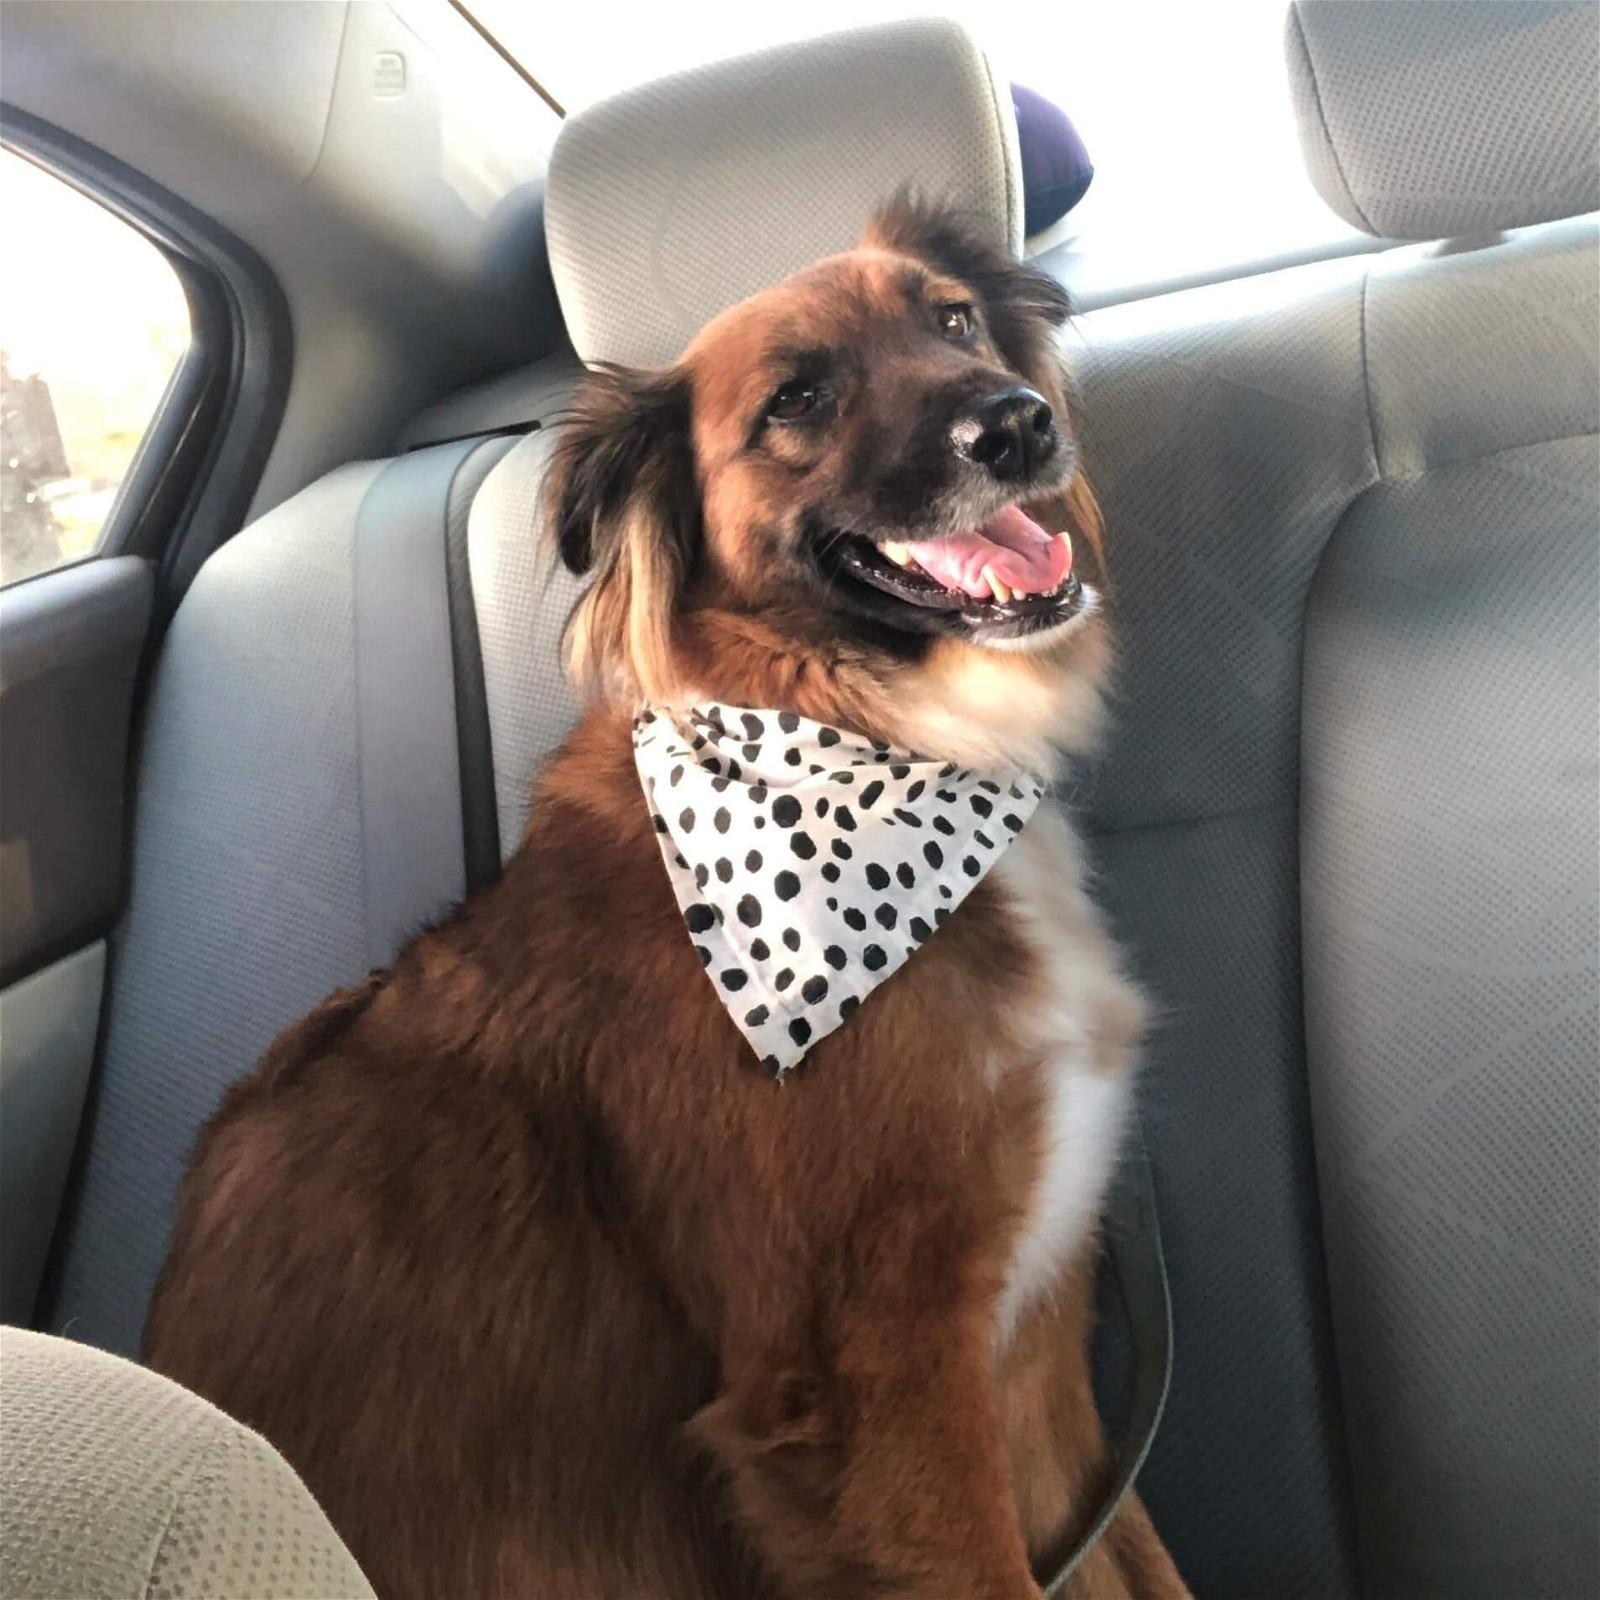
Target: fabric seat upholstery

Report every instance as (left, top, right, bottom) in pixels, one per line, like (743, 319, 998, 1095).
(0, 1326, 372, 1598)
(1071, 214, 1597, 1599)
(40, 436, 537, 1353)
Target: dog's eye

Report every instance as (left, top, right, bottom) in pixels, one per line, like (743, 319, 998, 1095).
(767, 380, 819, 422)
(936, 303, 975, 341)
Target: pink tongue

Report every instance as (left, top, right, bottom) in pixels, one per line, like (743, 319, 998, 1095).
(902, 505, 1069, 598)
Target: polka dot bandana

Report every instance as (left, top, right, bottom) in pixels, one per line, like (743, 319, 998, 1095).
(633, 703, 1045, 1076)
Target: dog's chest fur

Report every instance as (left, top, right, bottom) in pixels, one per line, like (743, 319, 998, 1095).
(989, 803, 1146, 1346)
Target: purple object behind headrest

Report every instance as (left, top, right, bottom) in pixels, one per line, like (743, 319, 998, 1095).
(1012, 83, 1094, 236)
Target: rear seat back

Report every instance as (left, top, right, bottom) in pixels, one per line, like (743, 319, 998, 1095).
(41, 10, 1596, 1600)
(40, 435, 536, 1351)
(1071, 213, 1597, 1598)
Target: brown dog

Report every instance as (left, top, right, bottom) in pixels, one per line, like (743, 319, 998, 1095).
(144, 196, 1188, 1600)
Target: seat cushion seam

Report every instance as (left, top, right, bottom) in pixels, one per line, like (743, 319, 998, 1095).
(1382, 427, 1600, 484)
(1358, 266, 1383, 477)
(140, 1419, 227, 1600)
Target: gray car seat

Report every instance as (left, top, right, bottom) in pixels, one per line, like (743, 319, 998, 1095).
(0, 1326, 373, 1599)
(23, 6, 1598, 1598)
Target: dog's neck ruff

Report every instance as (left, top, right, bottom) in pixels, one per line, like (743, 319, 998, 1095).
(632, 702, 1045, 1076)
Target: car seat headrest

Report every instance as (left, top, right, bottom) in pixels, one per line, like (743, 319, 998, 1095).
(545, 19, 1023, 368)
(1286, 0, 1599, 240)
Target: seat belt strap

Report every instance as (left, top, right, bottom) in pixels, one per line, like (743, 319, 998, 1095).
(1042, 1118, 1174, 1594)
(352, 437, 508, 968)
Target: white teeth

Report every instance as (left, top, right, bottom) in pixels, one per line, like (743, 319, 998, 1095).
(1057, 530, 1073, 558)
(983, 565, 1013, 605)
(880, 539, 913, 568)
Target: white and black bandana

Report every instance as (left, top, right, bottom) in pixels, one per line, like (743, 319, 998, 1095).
(632, 703, 1044, 1076)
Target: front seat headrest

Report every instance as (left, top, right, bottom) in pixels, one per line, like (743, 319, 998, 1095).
(545, 19, 1023, 369)
(1286, 0, 1600, 240)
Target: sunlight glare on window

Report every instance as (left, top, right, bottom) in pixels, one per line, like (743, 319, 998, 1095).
(0, 149, 191, 585)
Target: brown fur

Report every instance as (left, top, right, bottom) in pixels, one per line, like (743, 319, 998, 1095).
(145, 199, 1187, 1599)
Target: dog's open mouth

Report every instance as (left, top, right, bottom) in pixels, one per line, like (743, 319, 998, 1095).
(820, 504, 1084, 640)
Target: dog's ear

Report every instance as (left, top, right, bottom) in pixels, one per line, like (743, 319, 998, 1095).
(865, 189, 1072, 378)
(544, 364, 700, 698)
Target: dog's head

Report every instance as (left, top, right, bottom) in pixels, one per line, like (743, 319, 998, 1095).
(547, 195, 1111, 771)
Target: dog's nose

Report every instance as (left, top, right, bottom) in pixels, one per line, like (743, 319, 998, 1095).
(954, 387, 1056, 482)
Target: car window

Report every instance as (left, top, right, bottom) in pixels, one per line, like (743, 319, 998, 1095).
(0, 148, 191, 587)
